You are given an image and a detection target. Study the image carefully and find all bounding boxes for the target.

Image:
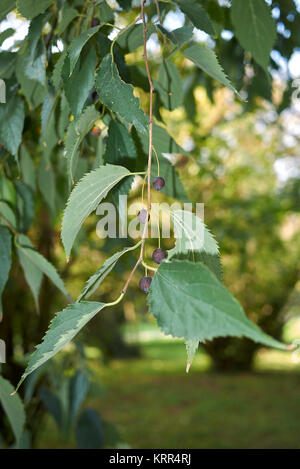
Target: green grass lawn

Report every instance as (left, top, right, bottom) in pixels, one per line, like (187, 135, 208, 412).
(37, 321, 300, 449)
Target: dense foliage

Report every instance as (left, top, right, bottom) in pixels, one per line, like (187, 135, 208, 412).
(0, 0, 299, 448)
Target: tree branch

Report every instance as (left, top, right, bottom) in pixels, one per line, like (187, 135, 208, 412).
(121, 0, 154, 295)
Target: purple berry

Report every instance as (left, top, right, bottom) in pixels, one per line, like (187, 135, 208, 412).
(153, 176, 165, 191)
(152, 248, 166, 264)
(138, 209, 149, 224)
(139, 276, 152, 293)
(92, 91, 99, 102)
(91, 18, 100, 27)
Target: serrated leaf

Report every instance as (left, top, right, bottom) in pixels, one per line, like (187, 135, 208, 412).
(16, 234, 71, 300)
(231, 0, 276, 73)
(177, 0, 215, 36)
(61, 164, 130, 258)
(96, 54, 148, 134)
(68, 26, 100, 75)
(0, 226, 12, 319)
(77, 243, 139, 302)
(0, 376, 25, 444)
(167, 209, 222, 281)
(17, 0, 53, 19)
(0, 0, 15, 21)
(62, 47, 97, 118)
(104, 120, 136, 164)
(0, 95, 24, 156)
(16, 301, 106, 390)
(184, 44, 241, 98)
(157, 24, 194, 46)
(52, 50, 68, 89)
(57, 6, 78, 35)
(157, 60, 183, 111)
(65, 105, 100, 182)
(168, 209, 219, 257)
(148, 260, 286, 349)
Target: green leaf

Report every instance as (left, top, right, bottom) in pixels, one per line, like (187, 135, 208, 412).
(15, 181, 34, 232)
(65, 105, 100, 182)
(0, 0, 16, 21)
(167, 209, 222, 281)
(231, 0, 276, 73)
(16, 301, 106, 390)
(0, 226, 12, 319)
(62, 48, 97, 118)
(52, 50, 68, 89)
(16, 55, 46, 109)
(16, 0, 53, 19)
(95, 54, 148, 134)
(117, 23, 155, 52)
(78, 243, 139, 302)
(69, 370, 90, 422)
(0, 201, 17, 230)
(17, 236, 43, 312)
(68, 26, 100, 75)
(16, 234, 71, 300)
(76, 408, 104, 449)
(57, 6, 78, 35)
(140, 122, 189, 156)
(185, 339, 199, 370)
(184, 44, 241, 98)
(157, 60, 183, 111)
(41, 89, 57, 138)
(0, 95, 24, 156)
(61, 164, 130, 258)
(177, 0, 215, 36)
(104, 120, 136, 164)
(38, 155, 56, 212)
(148, 259, 286, 350)
(168, 209, 219, 257)
(20, 146, 36, 191)
(0, 28, 15, 47)
(0, 52, 17, 79)
(156, 24, 194, 46)
(0, 376, 25, 444)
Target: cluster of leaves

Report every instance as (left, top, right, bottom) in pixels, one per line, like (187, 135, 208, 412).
(0, 0, 297, 412)
(0, 346, 123, 448)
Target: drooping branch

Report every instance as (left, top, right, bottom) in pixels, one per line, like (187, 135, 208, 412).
(121, 0, 154, 295)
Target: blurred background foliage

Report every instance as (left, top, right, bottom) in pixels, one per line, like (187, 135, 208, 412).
(0, 0, 300, 448)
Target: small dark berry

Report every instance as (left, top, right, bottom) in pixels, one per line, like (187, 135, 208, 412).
(91, 126, 101, 137)
(91, 18, 100, 27)
(152, 248, 166, 264)
(139, 276, 152, 293)
(138, 209, 149, 224)
(153, 176, 165, 191)
(92, 90, 99, 102)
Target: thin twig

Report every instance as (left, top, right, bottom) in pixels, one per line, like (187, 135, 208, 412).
(121, 0, 154, 295)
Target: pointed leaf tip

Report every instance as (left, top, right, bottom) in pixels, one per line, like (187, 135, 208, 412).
(186, 362, 191, 373)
